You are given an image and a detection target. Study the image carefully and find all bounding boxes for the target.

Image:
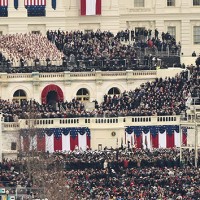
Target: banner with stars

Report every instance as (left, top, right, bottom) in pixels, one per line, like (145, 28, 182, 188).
(20, 127, 91, 152)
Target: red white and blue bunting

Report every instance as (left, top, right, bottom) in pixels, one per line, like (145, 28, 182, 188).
(125, 126, 187, 149)
(20, 127, 90, 152)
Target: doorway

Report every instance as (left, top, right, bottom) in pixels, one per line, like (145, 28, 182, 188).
(46, 91, 58, 109)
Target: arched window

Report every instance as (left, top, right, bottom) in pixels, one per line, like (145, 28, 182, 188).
(76, 88, 90, 101)
(13, 89, 27, 102)
(108, 87, 120, 96)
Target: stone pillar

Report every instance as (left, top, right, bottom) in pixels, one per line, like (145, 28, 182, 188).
(32, 72, 41, 102)
(46, 0, 65, 18)
(17, 0, 27, 17)
(8, 0, 16, 17)
(181, 20, 190, 56)
(95, 71, 103, 102)
(46, 0, 51, 10)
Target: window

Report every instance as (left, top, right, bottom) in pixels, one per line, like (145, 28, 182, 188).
(194, 26, 200, 44)
(108, 87, 120, 96)
(84, 30, 93, 34)
(32, 31, 40, 34)
(13, 89, 27, 102)
(167, 26, 176, 39)
(11, 142, 17, 150)
(134, 0, 144, 7)
(76, 88, 90, 101)
(193, 0, 200, 6)
(167, 0, 175, 6)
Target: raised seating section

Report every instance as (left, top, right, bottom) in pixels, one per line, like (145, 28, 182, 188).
(1, 69, 197, 122)
(0, 29, 182, 73)
(0, 33, 63, 72)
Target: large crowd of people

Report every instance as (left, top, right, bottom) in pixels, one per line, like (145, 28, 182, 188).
(0, 33, 63, 68)
(0, 69, 198, 122)
(0, 148, 200, 199)
(0, 28, 181, 73)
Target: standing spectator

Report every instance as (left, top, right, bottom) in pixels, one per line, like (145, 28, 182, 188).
(155, 28, 159, 40)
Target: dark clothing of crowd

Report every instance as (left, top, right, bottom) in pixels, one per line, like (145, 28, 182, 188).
(47, 29, 180, 72)
(1, 148, 200, 199)
(64, 148, 200, 199)
(2, 69, 200, 122)
(47, 29, 142, 71)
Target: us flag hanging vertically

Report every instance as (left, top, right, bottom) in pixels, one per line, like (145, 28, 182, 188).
(24, 0, 46, 6)
(0, 0, 8, 6)
(81, 0, 101, 16)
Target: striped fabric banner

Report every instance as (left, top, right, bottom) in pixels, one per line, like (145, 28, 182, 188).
(81, 0, 101, 16)
(21, 129, 91, 152)
(0, 0, 8, 6)
(24, 0, 46, 6)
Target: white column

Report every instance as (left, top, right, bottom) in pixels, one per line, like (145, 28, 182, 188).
(46, 0, 51, 10)
(57, 0, 63, 9)
(18, 0, 27, 17)
(181, 20, 190, 56)
(8, 0, 16, 17)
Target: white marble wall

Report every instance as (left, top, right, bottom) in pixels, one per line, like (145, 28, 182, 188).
(0, 0, 199, 55)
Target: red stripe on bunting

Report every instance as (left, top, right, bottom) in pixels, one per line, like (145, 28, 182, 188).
(182, 132, 187, 146)
(24, 0, 46, 6)
(151, 134, 159, 148)
(0, 0, 8, 6)
(23, 137, 30, 152)
(136, 134, 142, 148)
(96, 0, 101, 15)
(37, 135, 46, 152)
(81, 0, 86, 15)
(87, 135, 90, 148)
(167, 133, 174, 148)
(54, 135, 62, 151)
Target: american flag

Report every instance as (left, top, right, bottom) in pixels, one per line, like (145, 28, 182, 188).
(0, 0, 8, 6)
(24, 0, 46, 6)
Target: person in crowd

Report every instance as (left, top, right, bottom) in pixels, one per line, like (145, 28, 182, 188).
(0, 69, 198, 122)
(0, 29, 181, 73)
(1, 148, 200, 199)
(192, 51, 197, 57)
(0, 33, 63, 68)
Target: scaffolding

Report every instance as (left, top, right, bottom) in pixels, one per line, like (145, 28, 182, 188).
(180, 98, 200, 167)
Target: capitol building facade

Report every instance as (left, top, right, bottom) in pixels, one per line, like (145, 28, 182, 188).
(0, 0, 199, 159)
(0, 0, 199, 56)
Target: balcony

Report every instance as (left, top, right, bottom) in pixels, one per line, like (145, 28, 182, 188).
(2, 115, 180, 131)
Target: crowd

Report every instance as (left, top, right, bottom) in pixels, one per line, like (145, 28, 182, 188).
(47, 29, 180, 71)
(116, 28, 181, 55)
(0, 29, 180, 73)
(1, 148, 200, 199)
(47, 29, 142, 72)
(0, 33, 63, 68)
(1, 69, 199, 121)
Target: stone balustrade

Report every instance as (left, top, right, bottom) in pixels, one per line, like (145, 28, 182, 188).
(2, 115, 180, 131)
(0, 68, 182, 85)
